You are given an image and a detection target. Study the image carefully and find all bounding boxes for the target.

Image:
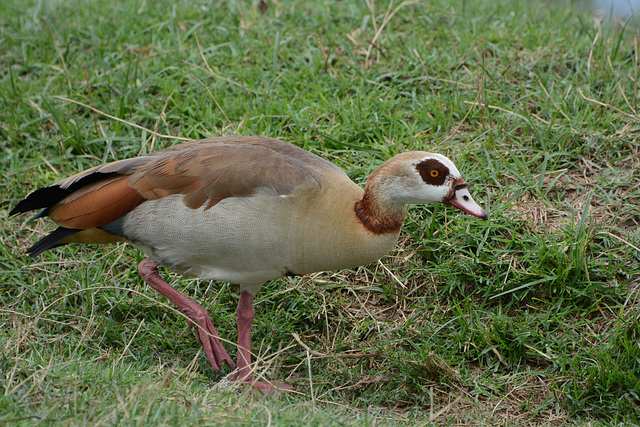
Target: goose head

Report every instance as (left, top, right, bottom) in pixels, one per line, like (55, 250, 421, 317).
(362, 151, 488, 221)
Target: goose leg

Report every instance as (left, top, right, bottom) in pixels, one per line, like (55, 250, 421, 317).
(235, 290, 255, 381)
(138, 258, 235, 371)
(233, 290, 294, 394)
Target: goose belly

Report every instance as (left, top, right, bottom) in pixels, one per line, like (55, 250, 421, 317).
(122, 193, 400, 287)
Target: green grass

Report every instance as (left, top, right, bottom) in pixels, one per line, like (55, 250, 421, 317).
(2, 0, 640, 424)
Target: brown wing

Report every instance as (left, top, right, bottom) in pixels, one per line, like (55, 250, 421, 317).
(128, 141, 321, 210)
(13, 136, 339, 232)
(49, 176, 146, 229)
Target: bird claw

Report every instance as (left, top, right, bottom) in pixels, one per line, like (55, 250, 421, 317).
(195, 323, 235, 371)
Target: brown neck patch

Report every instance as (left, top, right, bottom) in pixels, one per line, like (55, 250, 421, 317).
(416, 158, 449, 186)
(354, 190, 404, 235)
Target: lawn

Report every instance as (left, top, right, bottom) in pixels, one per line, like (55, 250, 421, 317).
(1, 0, 639, 424)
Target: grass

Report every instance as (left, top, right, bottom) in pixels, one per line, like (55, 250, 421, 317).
(1, 0, 639, 424)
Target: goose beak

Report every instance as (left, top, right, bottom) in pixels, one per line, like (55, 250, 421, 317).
(447, 186, 488, 220)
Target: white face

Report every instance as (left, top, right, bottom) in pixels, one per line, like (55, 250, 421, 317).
(387, 153, 487, 219)
(388, 153, 460, 204)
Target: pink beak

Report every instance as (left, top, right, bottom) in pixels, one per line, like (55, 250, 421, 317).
(448, 186, 488, 220)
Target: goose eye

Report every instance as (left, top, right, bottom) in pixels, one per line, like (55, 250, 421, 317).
(430, 170, 439, 178)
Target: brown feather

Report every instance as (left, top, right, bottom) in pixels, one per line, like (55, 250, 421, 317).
(50, 177, 145, 229)
(127, 142, 322, 210)
(182, 188, 208, 210)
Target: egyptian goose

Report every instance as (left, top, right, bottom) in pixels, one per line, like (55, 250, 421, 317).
(11, 136, 487, 394)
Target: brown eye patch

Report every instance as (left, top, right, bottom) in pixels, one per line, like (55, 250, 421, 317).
(416, 158, 449, 186)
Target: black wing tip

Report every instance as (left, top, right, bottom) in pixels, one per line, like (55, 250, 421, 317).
(26, 227, 80, 257)
(26, 209, 49, 222)
(11, 171, 121, 217)
(10, 186, 64, 217)
(9, 200, 30, 217)
(10, 203, 49, 221)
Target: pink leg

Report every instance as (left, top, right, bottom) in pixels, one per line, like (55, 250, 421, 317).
(235, 290, 255, 381)
(233, 290, 293, 395)
(138, 258, 234, 371)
